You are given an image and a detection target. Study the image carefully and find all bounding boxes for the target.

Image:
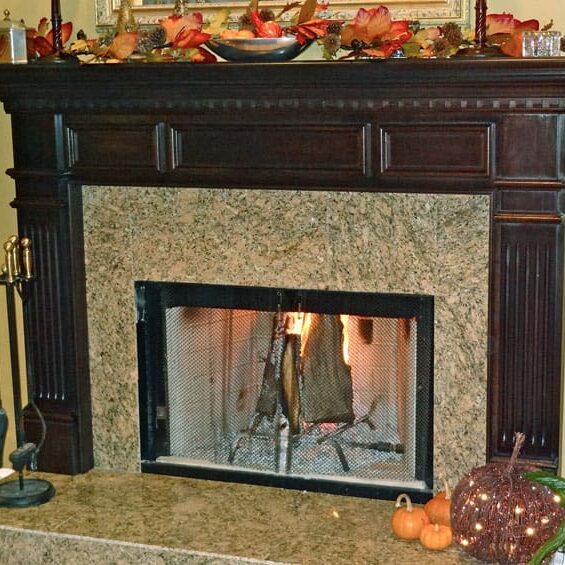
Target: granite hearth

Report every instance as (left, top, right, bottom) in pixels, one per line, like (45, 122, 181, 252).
(0, 470, 480, 564)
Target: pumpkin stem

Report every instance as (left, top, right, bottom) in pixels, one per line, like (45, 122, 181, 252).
(395, 493, 413, 512)
(507, 432, 525, 473)
(441, 476, 451, 500)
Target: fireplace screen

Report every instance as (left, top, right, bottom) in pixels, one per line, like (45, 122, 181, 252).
(137, 283, 434, 500)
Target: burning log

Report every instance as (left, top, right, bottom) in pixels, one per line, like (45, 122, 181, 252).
(301, 315, 354, 425)
(281, 334, 301, 435)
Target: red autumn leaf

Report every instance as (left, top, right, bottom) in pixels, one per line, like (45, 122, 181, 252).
(30, 18, 73, 57)
(174, 29, 211, 49)
(159, 14, 204, 44)
(340, 5, 412, 53)
(288, 19, 342, 44)
(486, 13, 539, 58)
(34, 37, 54, 57)
(46, 21, 73, 47)
(486, 13, 539, 35)
(250, 12, 283, 38)
(0, 34, 8, 62)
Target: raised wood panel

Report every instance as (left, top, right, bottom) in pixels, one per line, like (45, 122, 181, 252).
(11, 176, 93, 474)
(170, 122, 370, 186)
(24, 410, 80, 475)
(380, 123, 492, 178)
(495, 190, 561, 215)
(498, 115, 559, 180)
(490, 220, 563, 464)
(65, 120, 164, 174)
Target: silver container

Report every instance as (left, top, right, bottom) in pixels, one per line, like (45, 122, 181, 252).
(522, 30, 562, 57)
(0, 10, 27, 64)
(205, 37, 312, 62)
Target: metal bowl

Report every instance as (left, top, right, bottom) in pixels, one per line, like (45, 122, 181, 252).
(205, 37, 312, 62)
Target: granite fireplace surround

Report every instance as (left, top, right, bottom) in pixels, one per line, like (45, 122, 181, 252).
(83, 187, 489, 489)
(0, 59, 563, 494)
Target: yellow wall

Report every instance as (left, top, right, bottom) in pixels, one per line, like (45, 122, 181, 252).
(0, 0, 562, 466)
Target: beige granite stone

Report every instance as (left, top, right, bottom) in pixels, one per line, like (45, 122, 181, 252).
(0, 470, 480, 564)
(83, 188, 490, 488)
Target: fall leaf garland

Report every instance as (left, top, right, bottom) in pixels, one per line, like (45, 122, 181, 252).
(28, 3, 556, 63)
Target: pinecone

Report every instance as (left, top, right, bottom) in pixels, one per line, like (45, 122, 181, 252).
(442, 22, 463, 47)
(327, 22, 342, 35)
(322, 32, 341, 56)
(433, 37, 451, 58)
(137, 27, 167, 53)
(238, 13, 255, 31)
(259, 9, 275, 22)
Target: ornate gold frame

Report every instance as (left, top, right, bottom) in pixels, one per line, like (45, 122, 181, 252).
(96, 0, 471, 28)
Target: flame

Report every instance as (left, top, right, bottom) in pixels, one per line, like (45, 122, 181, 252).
(340, 314, 350, 365)
(285, 312, 349, 365)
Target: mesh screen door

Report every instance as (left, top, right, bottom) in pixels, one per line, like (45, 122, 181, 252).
(137, 282, 433, 501)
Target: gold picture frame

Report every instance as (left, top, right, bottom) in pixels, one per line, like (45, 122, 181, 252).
(96, 0, 471, 29)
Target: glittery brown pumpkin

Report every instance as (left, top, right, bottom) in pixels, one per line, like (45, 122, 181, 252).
(451, 433, 565, 564)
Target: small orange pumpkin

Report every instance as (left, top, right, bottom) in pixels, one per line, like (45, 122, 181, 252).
(424, 477, 452, 527)
(391, 493, 430, 540)
(419, 523, 453, 550)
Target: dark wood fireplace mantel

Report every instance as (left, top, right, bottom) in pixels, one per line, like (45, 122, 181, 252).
(0, 58, 563, 474)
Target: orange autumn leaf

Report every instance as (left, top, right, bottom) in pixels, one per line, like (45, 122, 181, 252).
(104, 32, 139, 60)
(190, 47, 217, 63)
(500, 31, 524, 57)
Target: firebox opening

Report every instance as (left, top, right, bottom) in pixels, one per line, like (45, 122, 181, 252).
(136, 282, 434, 502)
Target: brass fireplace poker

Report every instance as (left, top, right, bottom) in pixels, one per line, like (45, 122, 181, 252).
(0, 235, 55, 507)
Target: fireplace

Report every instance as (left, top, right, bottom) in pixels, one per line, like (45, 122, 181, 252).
(0, 60, 561, 486)
(136, 282, 434, 499)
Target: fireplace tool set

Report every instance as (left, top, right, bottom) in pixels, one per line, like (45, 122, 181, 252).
(0, 235, 55, 507)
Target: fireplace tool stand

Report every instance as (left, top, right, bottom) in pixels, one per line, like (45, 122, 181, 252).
(0, 235, 55, 507)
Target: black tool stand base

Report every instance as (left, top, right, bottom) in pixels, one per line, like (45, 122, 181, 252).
(0, 478, 55, 507)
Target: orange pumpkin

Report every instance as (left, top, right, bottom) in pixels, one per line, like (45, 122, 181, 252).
(424, 477, 452, 527)
(391, 493, 430, 540)
(419, 523, 453, 550)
